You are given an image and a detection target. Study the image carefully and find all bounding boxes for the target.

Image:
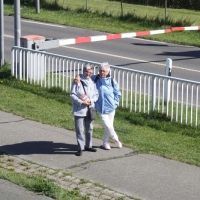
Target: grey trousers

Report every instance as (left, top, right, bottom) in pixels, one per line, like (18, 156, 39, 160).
(74, 116, 94, 151)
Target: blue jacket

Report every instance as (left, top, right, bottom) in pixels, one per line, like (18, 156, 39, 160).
(70, 74, 99, 117)
(91, 75, 121, 114)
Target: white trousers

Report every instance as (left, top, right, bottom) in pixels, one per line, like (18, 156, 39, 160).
(98, 110, 119, 144)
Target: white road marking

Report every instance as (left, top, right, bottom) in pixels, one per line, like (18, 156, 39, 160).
(4, 34, 14, 38)
(4, 34, 200, 73)
(62, 46, 200, 73)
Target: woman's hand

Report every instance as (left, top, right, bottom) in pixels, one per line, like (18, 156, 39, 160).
(74, 75, 80, 84)
(82, 99, 91, 106)
(86, 99, 91, 104)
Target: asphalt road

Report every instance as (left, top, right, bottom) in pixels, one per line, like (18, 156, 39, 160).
(3, 15, 200, 82)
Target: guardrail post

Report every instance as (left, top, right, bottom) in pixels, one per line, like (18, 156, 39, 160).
(152, 75, 156, 111)
(0, 0, 4, 67)
(20, 35, 46, 82)
(164, 58, 172, 104)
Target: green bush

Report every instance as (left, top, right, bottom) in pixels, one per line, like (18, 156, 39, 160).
(4, 0, 47, 7)
(108, 0, 200, 10)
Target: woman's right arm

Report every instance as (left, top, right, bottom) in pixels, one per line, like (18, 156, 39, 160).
(70, 83, 91, 106)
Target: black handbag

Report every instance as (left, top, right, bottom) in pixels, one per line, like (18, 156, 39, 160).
(88, 107, 96, 120)
(80, 81, 96, 120)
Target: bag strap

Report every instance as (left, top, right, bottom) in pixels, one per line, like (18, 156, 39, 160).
(80, 80, 87, 95)
(80, 80, 90, 109)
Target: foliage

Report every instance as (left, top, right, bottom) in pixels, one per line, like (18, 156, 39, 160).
(4, 0, 194, 27)
(118, 12, 193, 26)
(108, 0, 200, 10)
(5, 0, 47, 6)
(116, 108, 200, 138)
(66, 6, 194, 27)
(4, 0, 60, 9)
(0, 65, 71, 105)
(0, 63, 11, 79)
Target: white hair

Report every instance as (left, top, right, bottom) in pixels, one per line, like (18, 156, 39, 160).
(83, 63, 92, 72)
(99, 62, 110, 72)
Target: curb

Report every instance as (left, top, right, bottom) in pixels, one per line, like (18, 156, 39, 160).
(0, 154, 136, 200)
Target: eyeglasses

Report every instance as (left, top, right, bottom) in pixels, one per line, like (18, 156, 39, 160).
(99, 70, 107, 73)
(84, 70, 92, 74)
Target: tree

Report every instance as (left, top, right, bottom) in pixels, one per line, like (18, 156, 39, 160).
(121, 0, 123, 16)
(86, 0, 88, 11)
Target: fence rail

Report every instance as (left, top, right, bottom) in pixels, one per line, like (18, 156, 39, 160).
(11, 46, 200, 127)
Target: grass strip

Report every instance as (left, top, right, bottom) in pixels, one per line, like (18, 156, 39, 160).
(3, 2, 200, 47)
(0, 64, 200, 167)
(0, 168, 88, 200)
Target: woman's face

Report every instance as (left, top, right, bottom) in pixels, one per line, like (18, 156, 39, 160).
(83, 69, 93, 79)
(99, 66, 109, 78)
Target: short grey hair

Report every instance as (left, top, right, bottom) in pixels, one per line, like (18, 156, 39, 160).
(83, 64, 93, 72)
(99, 62, 110, 72)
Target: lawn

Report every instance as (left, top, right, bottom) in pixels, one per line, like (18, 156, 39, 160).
(4, 1, 200, 46)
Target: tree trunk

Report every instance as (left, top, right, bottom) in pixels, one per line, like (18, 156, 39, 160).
(86, 0, 88, 11)
(121, 0, 123, 16)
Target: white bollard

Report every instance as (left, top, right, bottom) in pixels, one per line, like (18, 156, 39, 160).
(164, 58, 172, 104)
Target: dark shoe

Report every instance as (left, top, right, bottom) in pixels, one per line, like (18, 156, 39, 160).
(85, 147, 97, 152)
(75, 150, 82, 156)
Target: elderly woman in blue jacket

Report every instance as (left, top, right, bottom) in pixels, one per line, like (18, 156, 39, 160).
(75, 62, 122, 150)
(70, 64, 99, 156)
(92, 62, 122, 150)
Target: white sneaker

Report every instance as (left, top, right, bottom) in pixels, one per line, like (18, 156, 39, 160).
(115, 140, 122, 148)
(103, 142, 111, 150)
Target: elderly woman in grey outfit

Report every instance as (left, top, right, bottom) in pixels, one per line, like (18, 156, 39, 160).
(70, 64, 99, 156)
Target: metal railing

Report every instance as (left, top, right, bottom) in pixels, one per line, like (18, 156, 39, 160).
(11, 46, 200, 127)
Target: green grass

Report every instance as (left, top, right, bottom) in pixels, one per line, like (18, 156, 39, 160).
(0, 64, 200, 167)
(4, 1, 200, 47)
(0, 167, 88, 200)
(30, 0, 200, 25)
(0, 0, 200, 200)
(2, 1, 200, 165)
(2, 1, 200, 198)
(113, 77, 200, 127)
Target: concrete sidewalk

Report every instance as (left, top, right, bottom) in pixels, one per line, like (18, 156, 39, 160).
(0, 110, 200, 200)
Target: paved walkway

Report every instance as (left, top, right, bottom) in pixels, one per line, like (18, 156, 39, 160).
(0, 110, 200, 200)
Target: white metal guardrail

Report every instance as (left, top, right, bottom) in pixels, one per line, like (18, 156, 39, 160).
(11, 46, 200, 127)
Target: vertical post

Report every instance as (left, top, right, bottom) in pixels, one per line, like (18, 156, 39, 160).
(86, 0, 88, 11)
(165, 0, 167, 25)
(14, 0, 21, 46)
(152, 76, 156, 111)
(35, 0, 40, 13)
(0, 0, 4, 66)
(164, 58, 172, 104)
(121, 0, 123, 16)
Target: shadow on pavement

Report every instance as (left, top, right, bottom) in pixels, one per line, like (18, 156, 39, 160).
(0, 141, 78, 155)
